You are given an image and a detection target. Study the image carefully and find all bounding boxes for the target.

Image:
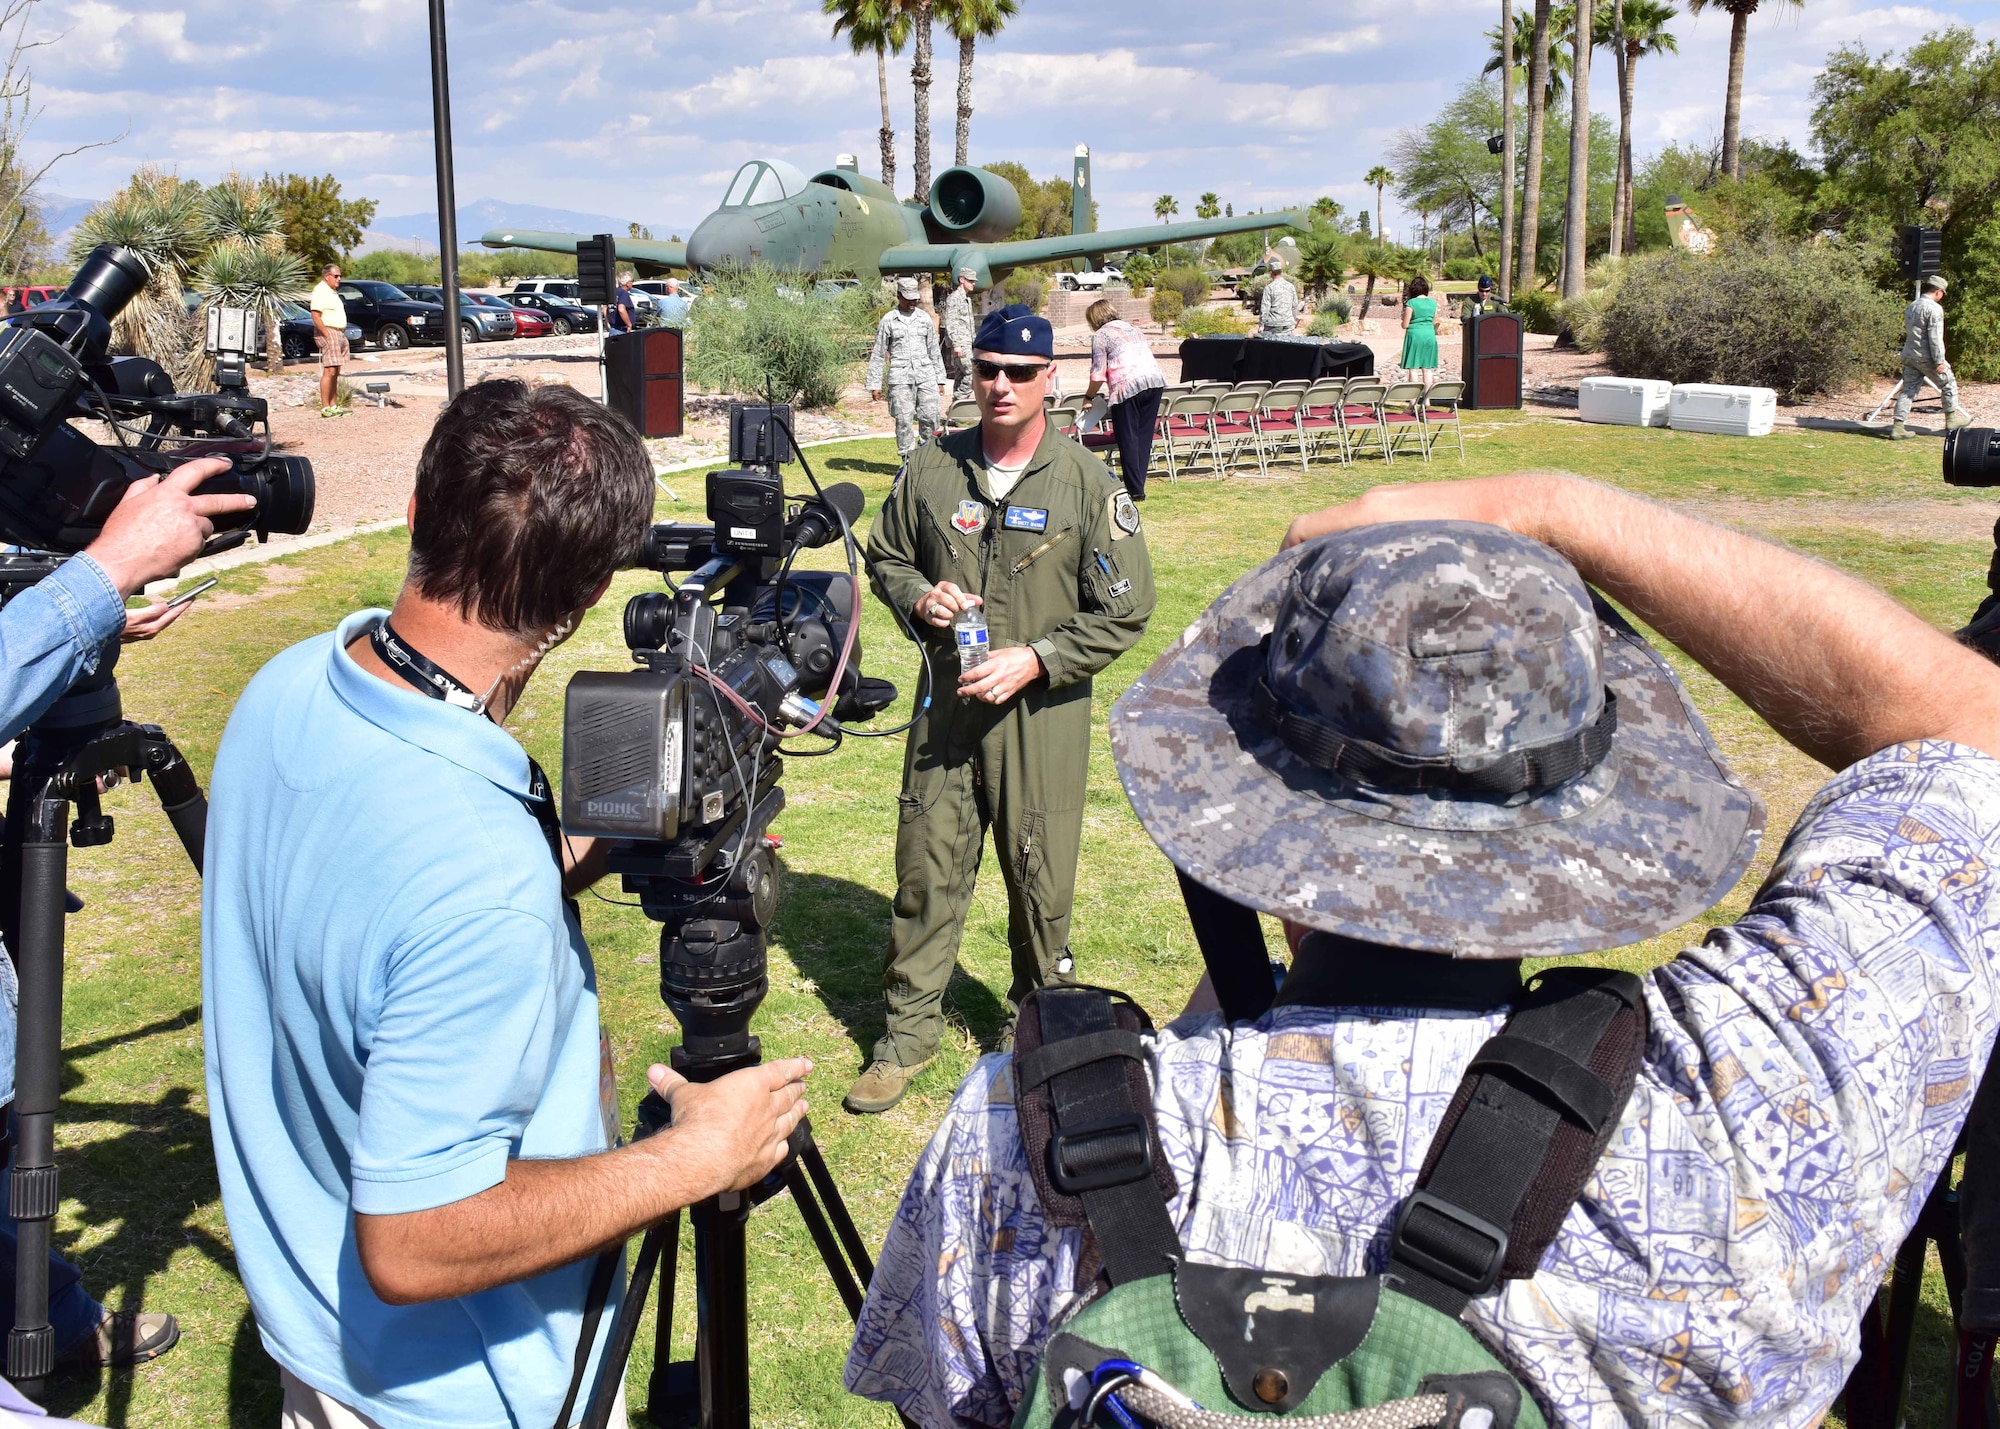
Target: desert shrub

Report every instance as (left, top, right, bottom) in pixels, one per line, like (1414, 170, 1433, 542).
(1510, 288, 1562, 335)
(1305, 300, 1351, 336)
(1176, 306, 1247, 338)
(1149, 288, 1184, 325)
(1120, 251, 1158, 292)
(1443, 255, 1495, 281)
(1157, 265, 1210, 308)
(349, 251, 437, 286)
(684, 265, 870, 408)
(1001, 268, 1047, 313)
(1600, 243, 1902, 401)
(1555, 258, 1630, 352)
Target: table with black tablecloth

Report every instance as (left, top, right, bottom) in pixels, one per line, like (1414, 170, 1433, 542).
(1176, 335, 1375, 384)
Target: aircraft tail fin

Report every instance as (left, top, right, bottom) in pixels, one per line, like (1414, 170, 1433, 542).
(1072, 145, 1094, 272)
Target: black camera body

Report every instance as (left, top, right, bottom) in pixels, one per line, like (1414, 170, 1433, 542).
(0, 244, 314, 555)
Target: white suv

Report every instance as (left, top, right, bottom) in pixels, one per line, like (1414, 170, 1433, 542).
(512, 279, 580, 301)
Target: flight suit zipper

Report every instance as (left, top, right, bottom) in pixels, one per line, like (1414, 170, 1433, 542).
(1011, 528, 1071, 575)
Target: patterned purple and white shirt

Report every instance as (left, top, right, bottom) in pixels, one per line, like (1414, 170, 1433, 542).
(846, 742, 2000, 1428)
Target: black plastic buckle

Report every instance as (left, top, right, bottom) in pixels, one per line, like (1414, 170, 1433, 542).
(1390, 1191, 1510, 1296)
(1048, 1114, 1153, 1194)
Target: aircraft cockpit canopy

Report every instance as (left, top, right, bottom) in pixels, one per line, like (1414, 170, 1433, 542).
(719, 160, 808, 209)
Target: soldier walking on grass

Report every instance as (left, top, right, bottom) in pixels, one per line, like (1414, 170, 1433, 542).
(1892, 273, 1971, 440)
(1259, 255, 1299, 336)
(941, 266, 980, 404)
(847, 304, 1157, 1114)
(868, 276, 949, 459)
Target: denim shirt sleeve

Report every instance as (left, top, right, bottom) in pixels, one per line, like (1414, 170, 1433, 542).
(0, 554, 126, 745)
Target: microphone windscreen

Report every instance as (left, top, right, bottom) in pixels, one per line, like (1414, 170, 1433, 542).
(823, 482, 866, 527)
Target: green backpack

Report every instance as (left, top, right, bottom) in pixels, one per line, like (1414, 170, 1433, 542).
(1008, 968, 1647, 1429)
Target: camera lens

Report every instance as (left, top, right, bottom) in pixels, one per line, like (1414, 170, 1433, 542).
(62, 245, 149, 324)
(255, 455, 316, 537)
(625, 591, 675, 650)
(1945, 427, 2000, 488)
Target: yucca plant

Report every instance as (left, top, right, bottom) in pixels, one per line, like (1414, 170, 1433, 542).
(68, 169, 209, 386)
(193, 238, 308, 376)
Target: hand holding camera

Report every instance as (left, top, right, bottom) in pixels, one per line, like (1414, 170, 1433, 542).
(85, 456, 258, 597)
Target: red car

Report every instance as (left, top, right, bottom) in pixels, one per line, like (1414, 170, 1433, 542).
(471, 291, 550, 337)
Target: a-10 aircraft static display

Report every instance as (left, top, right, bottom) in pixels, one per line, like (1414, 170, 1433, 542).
(480, 146, 1308, 291)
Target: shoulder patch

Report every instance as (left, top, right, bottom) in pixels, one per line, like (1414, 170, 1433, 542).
(1109, 490, 1141, 539)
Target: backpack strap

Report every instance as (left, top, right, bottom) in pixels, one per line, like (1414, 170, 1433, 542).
(1014, 985, 1181, 1288)
(1388, 966, 1648, 1319)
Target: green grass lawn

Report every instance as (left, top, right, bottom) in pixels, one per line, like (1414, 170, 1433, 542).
(33, 415, 1985, 1426)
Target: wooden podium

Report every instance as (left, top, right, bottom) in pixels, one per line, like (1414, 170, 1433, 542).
(1461, 312, 1523, 410)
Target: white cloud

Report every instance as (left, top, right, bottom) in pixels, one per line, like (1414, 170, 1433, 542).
(56, 1, 262, 69)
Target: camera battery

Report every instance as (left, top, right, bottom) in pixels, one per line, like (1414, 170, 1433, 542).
(562, 668, 687, 840)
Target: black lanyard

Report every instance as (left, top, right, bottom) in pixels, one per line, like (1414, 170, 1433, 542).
(369, 620, 565, 869)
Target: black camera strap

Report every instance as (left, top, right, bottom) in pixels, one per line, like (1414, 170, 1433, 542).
(369, 617, 615, 1428)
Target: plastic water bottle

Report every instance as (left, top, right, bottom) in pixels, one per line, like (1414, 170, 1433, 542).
(954, 605, 990, 671)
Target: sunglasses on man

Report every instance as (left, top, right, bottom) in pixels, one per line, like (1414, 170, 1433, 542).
(973, 359, 1051, 383)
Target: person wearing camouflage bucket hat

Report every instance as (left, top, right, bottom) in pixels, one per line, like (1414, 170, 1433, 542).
(1111, 518, 1764, 957)
(847, 470, 2000, 1425)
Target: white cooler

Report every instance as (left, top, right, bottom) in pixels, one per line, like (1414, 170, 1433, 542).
(1667, 383, 1777, 437)
(1578, 377, 1672, 427)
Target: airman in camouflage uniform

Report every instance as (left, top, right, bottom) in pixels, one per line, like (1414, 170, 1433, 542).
(941, 266, 980, 404)
(846, 305, 1156, 1113)
(1258, 256, 1299, 336)
(1891, 274, 1971, 440)
(868, 276, 948, 458)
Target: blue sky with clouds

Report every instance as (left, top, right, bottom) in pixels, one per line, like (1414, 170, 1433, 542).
(24, 0, 2000, 240)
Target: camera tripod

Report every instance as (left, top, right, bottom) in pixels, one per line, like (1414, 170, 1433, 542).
(0, 576, 207, 1397)
(578, 791, 884, 1429)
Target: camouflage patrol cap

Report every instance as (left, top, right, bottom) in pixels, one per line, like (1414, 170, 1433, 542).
(1110, 522, 1766, 958)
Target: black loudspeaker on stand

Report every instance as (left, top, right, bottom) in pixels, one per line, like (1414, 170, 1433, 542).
(0, 561, 208, 1398)
(606, 329, 684, 439)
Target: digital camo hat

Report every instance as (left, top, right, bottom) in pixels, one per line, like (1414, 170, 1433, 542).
(1110, 522, 1766, 958)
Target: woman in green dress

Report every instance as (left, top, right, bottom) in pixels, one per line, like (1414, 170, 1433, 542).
(1399, 276, 1440, 382)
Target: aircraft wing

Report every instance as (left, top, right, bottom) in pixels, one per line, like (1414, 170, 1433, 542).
(877, 210, 1312, 277)
(477, 228, 689, 273)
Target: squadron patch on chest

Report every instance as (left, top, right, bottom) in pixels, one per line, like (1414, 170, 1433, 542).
(1002, 506, 1049, 532)
(951, 499, 987, 535)
(1109, 490, 1142, 539)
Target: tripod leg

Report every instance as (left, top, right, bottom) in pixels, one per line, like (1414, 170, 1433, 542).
(797, 1129, 874, 1286)
(648, 1209, 689, 1427)
(578, 1226, 667, 1429)
(139, 735, 205, 875)
(692, 1194, 751, 1429)
(784, 1162, 864, 1318)
(5, 789, 68, 1396)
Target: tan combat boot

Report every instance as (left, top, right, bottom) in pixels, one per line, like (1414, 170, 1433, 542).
(844, 1057, 932, 1114)
(1890, 421, 1913, 440)
(1947, 408, 1973, 430)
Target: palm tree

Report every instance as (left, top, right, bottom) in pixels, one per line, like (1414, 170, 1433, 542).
(1484, 5, 1574, 105)
(1349, 242, 1404, 330)
(1599, 0, 1678, 255)
(1517, 0, 1554, 293)
(1500, 0, 1515, 302)
(1561, 0, 1591, 298)
(1153, 194, 1178, 222)
(934, 0, 1016, 168)
(906, 0, 938, 201)
(826, 0, 912, 192)
(1196, 193, 1220, 220)
(1365, 166, 1394, 242)
(1686, 0, 1802, 180)
(1295, 225, 1346, 304)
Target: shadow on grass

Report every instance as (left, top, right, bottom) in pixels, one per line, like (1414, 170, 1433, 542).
(820, 456, 901, 479)
(775, 869, 1010, 1061)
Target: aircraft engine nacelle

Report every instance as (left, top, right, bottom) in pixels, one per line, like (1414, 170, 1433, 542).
(926, 167, 1024, 244)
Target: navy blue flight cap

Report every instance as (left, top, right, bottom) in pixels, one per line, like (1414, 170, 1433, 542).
(973, 303, 1054, 360)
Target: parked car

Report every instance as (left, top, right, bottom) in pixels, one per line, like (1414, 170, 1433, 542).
(512, 279, 580, 301)
(1054, 269, 1124, 293)
(473, 291, 550, 337)
(502, 290, 598, 335)
(335, 279, 446, 350)
(10, 284, 61, 309)
(277, 300, 363, 362)
(401, 286, 516, 343)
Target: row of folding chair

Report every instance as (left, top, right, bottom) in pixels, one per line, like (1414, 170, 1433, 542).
(1154, 377, 1466, 479)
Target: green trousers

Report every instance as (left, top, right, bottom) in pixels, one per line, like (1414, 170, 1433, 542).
(874, 677, 1091, 1066)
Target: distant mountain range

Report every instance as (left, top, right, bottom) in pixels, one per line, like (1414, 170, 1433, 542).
(38, 193, 102, 248)
(371, 199, 684, 248)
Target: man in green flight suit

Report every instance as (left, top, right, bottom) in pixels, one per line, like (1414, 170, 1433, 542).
(847, 303, 1157, 1114)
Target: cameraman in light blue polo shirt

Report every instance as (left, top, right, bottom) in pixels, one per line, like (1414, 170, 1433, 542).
(202, 381, 811, 1429)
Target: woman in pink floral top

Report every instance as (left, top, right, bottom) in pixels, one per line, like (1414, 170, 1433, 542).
(1083, 299, 1167, 499)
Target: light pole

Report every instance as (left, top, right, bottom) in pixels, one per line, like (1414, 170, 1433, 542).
(428, 0, 465, 398)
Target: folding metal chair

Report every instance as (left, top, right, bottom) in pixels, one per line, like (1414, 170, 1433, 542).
(1048, 402, 1085, 437)
(1298, 379, 1347, 465)
(1338, 380, 1389, 465)
(1191, 381, 1233, 395)
(945, 399, 982, 430)
(1210, 390, 1266, 477)
(1158, 392, 1219, 480)
(1421, 380, 1467, 461)
(1379, 381, 1428, 463)
(1254, 386, 1310, 474)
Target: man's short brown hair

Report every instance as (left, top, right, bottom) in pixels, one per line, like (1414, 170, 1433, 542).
(408, 379, 654, 634)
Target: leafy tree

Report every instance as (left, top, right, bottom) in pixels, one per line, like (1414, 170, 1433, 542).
(263, 173, 375, 271)
(1356, 211, 1371, 238)
(1196, 193, 1220, 221)
(1153, 193, 1179, 222)
(1686, 0, 1805, 181)
(826, 0, 912, 191)
(1365, 166, 1394, 239)
(982, 160, 1094, 239)
(1485, 5, 1573, 105)
(1391, 80, 1511, 257)
(1813, 27, 2000, 375)
(1310, 196, 1345, 228)
(1225, 202, 1233, 217)
(628, 222, 652, 239)
(1601, 0, 1679, 255)
(935, 0, 1015, 167)
(1348, 243, 1423, 326)
(1629, 137, 1816, 250)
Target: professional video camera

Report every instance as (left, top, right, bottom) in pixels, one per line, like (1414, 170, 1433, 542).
(1946, 426, 2000, 489)
(559, 403, 906, 1429)
(0, 242, 314, 554)
(0, 244, 315, 1397)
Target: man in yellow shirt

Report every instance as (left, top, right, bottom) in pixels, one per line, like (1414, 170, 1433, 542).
(308, 263, 349, 417)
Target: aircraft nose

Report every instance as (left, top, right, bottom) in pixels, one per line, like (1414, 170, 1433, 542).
(687, 211, 764, 270)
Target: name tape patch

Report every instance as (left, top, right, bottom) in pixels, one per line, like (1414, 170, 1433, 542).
(1003, 506, 1049, 532)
